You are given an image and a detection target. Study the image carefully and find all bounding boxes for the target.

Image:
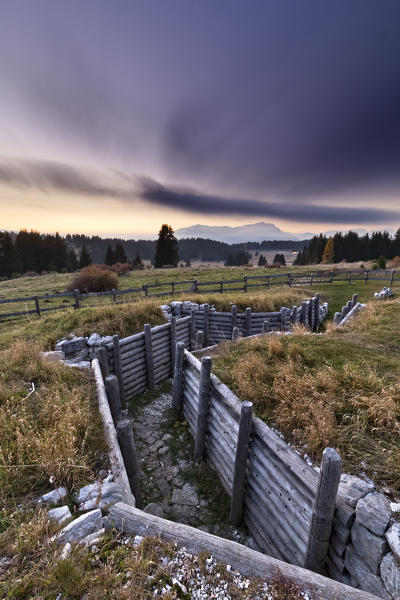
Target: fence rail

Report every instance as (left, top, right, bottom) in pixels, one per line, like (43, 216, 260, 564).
(1, 268, 397, 322)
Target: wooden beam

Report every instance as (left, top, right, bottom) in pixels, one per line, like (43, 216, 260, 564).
(112, 335, 126, 408)
(230, 401, 253, 525)
(116, 418, 143, 509)
(172, 342, 185, 418)
(194, 356, 212, 460)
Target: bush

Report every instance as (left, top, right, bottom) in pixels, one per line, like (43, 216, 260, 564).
(390, 256, 400, 268)
(67, 265, 119, 293)
(375, 255, 387, 270)
(110, 262, 131, 276)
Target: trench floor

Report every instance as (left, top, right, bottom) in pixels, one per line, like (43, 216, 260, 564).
(130, 387, 257, 547)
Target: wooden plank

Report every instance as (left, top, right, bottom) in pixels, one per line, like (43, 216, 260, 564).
(172, 342, 185, 417)
(116, 418, 143, 508)
(113, 335, 126, 409)
(105, 503, 381, 600)
(144, 324, 155, 391)
(194, 356, 212, 460)
(229, 401, 253, 525)
(305, 448, 341, 574)
(105, 375, 122, 425)
(203, 304, 210, 347)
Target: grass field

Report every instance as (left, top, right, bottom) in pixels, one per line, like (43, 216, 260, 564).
(209, 298, 400, 496)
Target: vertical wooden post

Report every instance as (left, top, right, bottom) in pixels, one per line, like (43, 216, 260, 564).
(34, 296, 41, 317)
(245, 307, 251, 336)
(280, 307, 287, 331)
(195, 330, 204, 349)
(144, 324, 154, 391)
(310, 274, 313, 287)
(243, 276, 248, 293)
(172, 342, 185, 418)
(105, 374, 122, 425)
(301, 301, 308, 327)
(98, 347, 110, 379)
(364, 270, 369, 284)
(220, 280, 223, 294)
(288, 273, 292, 287)
(314, 294, 320, 331)
(190, 306, 196, 348)
(305, 447, 341, 574)
(267, 274, 270, 289)
(262, 319, 270, 333)
(112, 288, 117, 303)
(348, 272, 351, 285)
(176, 303, 182, 318)
(290, 306, 297, 325)
(194, 356, 212, 460)
(390, 269, 394, 286)
(74, 288, 80, 309)
(329, 271, 333, 286)
(229, 401, 253, 525)
(170, 316, 177, 375)
(193, 279, 198, 293)
(231, 304, 237, 338)
(352, 293, 358, 307)
(232, 326, 240, 340)
(171, 282, 175, 296)
(143, 284, 148, 297)
(203, 304, 210, 347)
(116, 418, 143, 509)
(112, 335, 126, 409)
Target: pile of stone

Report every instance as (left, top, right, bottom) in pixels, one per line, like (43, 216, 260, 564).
(327, 473, 400, 599)
(38, 478, 124, 553)
(42, 332, 113, 369)
(374, 287, 394, 299)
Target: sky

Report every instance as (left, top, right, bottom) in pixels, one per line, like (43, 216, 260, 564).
(1, 0, 400, 238)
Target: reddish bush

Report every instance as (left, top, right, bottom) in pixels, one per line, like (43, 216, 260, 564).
(110, 262, 132, 275)
(67, 264, 119, 293)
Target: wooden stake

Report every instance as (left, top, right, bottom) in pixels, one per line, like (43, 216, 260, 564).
(105, 374, 122, 425)
(194, 356, 212, 460)
(172, 342, 185, 417)
(230, 401, 253, 525)
(116, 418, 143, 508)
(112, 335, 126, 408)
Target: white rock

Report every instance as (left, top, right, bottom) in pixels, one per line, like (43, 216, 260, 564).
(42, 350, 65, 362)
(87, 333, 102, 346)
(80, 528, 105, 547)
(77, 481, 124, 511)
(60, 542, 72, 559)
(386, 522, 400, 560)
(48, 505, 71, 524)
(57, 509, 103, 543)
(390, 502, 400, 513)
(133, 535, 143, 546)
(40, 486, 68, 505)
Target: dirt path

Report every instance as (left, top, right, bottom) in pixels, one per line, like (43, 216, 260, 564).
(131, 390, 257, 547)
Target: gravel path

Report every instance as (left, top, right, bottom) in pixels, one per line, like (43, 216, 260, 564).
(132, 390, 256, 546)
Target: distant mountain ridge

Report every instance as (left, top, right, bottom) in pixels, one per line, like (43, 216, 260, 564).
(175, 222, 312, 243)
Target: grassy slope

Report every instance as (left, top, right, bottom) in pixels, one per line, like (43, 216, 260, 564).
(211, 298, 400, 495)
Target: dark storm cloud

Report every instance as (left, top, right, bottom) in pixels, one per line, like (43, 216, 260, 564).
(139, 178, 399, 224)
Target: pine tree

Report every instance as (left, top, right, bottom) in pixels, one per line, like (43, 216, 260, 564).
(154, 225, 179, 268)
(104, 244, 115, 265)
(273, 253, 286, 266)
(68, 249, 78, 272)
(79, 245, 92, 268)
(114, 242, 127, 263)
(322, 237, 334, 263)
(0, 231, 22, 277)
(258, 254, 267, 266)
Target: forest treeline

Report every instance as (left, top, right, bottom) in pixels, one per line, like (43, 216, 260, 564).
(295, 230, 400, 265)
(0, 229, 305, 278)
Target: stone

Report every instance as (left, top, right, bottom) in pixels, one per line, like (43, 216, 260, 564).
(381, 552, 400, 598)
(143, 503, 164, 518)
(386, 522, 400, 561)
(80, 528, 105, 547)
(42, 350, 65, 362)
(48, 505, 72, 524)
(57, 336, 87, 355)
(338, 474, 374, 507)
(40, 486, 68, 505)
(65, 360, 91, 369)
(356, 492, 391, 536)
(171, 483, 198, 506)
(87, 333, 102, 346)
(61, 542, 72, 559)
(157, 479, 171, 498)
(344, 544, 391, 599)
(351, 521, 388, 574)
(77, 481, 124, 511)
(58, 509, 103, 544)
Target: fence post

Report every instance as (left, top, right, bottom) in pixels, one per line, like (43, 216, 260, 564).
(305, 447, 341, 574)
(262, 319, 270, 333)
(203, 304, 210, 347)
(232, 326, 240, 340)
(301, 301, 308, 328)
(348, 272, 351, 285)
(195, 330, 204, 349)
(280, 307, 288, 331)
(98, 346, 110, 379)
(190, 307, 196, 347)
(288, 273, 292, 287)
(170, 316, 177, 374)
(390, 270, 394, 286)
(172, 341, 185, 418)
(144, 324, 154, 391)
(105, 374, 122, 425)
(112, 288, 117, 303)
(230, 401, 253, 525)
(171, 282, 175, 296)
(314, 294, 320, 331)
(243, 276, 248, 293)
(364, 270, 369, 284)
(231, 304, 237, 336)
(310, 273, 313, 287)
(290, 306, 297, 325)
(193, 279, 198, 293)
(266, 274, 270, 289)
(194, 356, 212, 460)
(329, 271, 333, 286)
(34, 296, 41, 317)
(352, 293, 358, 307)
(112, 335, 126, 409)
(143, 284, 148, 297)
(74, 288, 80, 309)
(116, 418, 143, 509)
(245, 307, 251, 336)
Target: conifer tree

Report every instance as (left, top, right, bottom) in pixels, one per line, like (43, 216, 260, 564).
(79, 245, 92, 268)
(104, 244, 115, 265)
(68, 249, 78, 271)
(114, 242, 127, 263)
(154, 225, 179, 268)
(322, 237, 334, 263)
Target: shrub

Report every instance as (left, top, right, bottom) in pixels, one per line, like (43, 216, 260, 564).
(375, 255, 387, 269)
(390, 256, 400, 268)
(110, 262, 131, 276)
(67, 265, 119, 293)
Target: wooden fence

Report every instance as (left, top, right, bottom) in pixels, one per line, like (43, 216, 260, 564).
(176, 350, 341, 569)
(1, 268, 397, 322)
